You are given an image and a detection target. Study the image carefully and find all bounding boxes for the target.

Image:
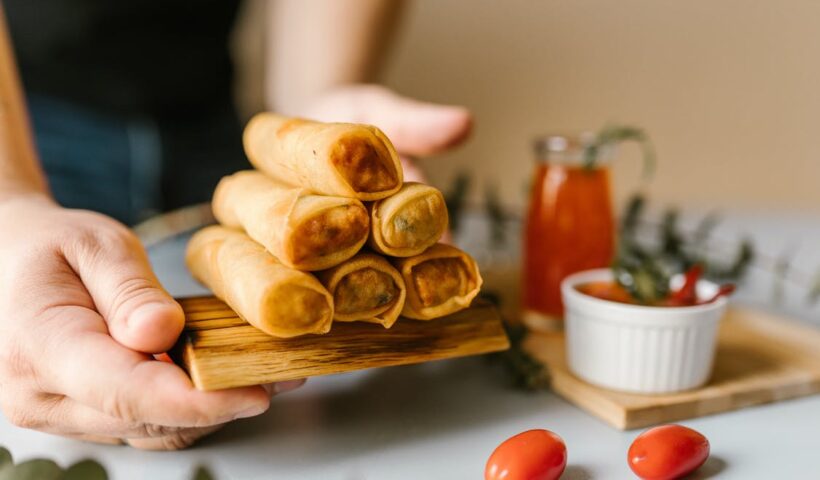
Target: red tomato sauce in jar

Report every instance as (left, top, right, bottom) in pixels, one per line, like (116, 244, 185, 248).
(522, 135, 615, 330)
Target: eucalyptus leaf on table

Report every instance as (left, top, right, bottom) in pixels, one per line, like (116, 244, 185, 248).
(0, 459, 62, 480)
(63, 460, 108, 480)
(0, 445, 225, 480)
(0, 449, 11, 470)
(192, 466, 216, 480)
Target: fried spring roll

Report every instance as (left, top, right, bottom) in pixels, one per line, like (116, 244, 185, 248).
(392, 243, 483, 320)
(317, 253, 406, 328)
(213, 170, 369, 271)
(368, 182, 448, 257)
(185, 226, 334, 337)
(244, 113, 403, 201)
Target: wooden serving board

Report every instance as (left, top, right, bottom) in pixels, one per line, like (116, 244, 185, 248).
(172, 296, 510, 391)
(523, 307, 820, 430)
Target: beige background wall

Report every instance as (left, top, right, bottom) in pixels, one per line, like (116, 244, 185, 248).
(378, 0, 820, 214)
(235, 0, 820, 214)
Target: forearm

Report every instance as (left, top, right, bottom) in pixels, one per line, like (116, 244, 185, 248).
(0, 5, 49, 204)
(265, 0, 407, 115)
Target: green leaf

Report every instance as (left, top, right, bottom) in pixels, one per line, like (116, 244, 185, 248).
(63, 460, 108, 480)
(613, 244, 670, 304)
(583, 124, 656, 179)
(807, 269, 820, 306)
(0, 448, 11, 469)
(660, 209, 685, 258)
(493, 322, 550, 391)
(692, 212, 720, 261)
(710, 239, 754, 281)
(444, 172, 471, 232)
(620, 194, 645, 237)
(0, 459, 62, 480)
(772, 252, 790, 306)
(192, 466, 216, 480)
(484, 183, 508, 247)
(729, 240, 754, 279)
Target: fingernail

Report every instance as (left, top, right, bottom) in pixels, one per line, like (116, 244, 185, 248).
(130, 302, 179, 326)
(129, 302, 185, 338)
(274, 379, 306, 394)
(232, 403, 268, 420)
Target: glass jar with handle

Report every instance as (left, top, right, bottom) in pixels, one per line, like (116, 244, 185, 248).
(522, 133, 616, 331)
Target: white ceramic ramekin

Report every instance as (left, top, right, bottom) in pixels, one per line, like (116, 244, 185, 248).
(561, 268, 728, 394)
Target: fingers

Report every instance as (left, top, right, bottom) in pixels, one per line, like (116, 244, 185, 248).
(9, 392, 221, 450)
(40, 308, 271, 428)
(400, 157, 428, 184)
(370, 92, 473, 156)
(260, 379, 307, 397)
(8, 393, 176, 439)
(124, 380, 307, 450)
(66, 221, 185, 353)
(125, 425, 224, 451)
(64, 434, 124, 446)
(304, 85, 473, 157)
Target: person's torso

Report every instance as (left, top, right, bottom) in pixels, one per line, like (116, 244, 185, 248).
(5, 0, 242, 117)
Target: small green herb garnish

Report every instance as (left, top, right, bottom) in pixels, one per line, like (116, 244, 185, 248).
(613, 194, 754, 304)
(393, 216, 414, 233)
(375, 292, 393, 306)
(583, 125, 656, 179)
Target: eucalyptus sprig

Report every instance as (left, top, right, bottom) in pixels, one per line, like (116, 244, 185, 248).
(613, 194, 754, 304)
(444, 172, 472, 232)
(484, 184, 510, 248)
(583, 125, 656, 179)
(808, 272, 820, 305)
(479, 292, 550, 391)
(0, 453, 105, 480)
(0, 447, 216, 480)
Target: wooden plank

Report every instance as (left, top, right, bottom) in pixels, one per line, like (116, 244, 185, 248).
(523, 307, 820, 430)
(172, 296, 510, 391)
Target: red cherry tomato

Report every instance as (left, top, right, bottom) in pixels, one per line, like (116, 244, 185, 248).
(628, 424, 710, 480)
(485, 429, 567, 480)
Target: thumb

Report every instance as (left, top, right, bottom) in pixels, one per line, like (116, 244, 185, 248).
(306, 85, 473, 157)
(69, 224, 185, 354)
(360, 87, 473, 157)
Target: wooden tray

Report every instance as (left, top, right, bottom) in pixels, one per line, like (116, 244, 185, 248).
(523, 307, 820, 430)
(172, 296, 510, 391)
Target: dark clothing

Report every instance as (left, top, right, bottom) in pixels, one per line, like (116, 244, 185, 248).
(5, 0, 249, 224)
(5, 0, 241, 117)
(28, 94, 248, 225)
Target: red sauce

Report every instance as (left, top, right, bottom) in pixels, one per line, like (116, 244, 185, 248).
(522, 164, 615, 322)
(575, 280, 734, 306)
(575, 281, 637, 305)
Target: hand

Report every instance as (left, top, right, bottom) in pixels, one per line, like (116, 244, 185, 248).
(299, 84, 473, 183)
(0, 196, 302, 450)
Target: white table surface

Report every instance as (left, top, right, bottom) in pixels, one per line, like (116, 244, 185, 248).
(2, 211, 820, 480)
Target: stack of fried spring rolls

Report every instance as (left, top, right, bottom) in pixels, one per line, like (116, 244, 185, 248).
(186, 114, 482, 337)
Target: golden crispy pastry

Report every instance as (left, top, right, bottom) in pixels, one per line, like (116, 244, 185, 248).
(392, 243, 482, 320)
(368, 182, 448, 257)
(186, 226, 334, 337)
(316, 252, 406, 328)
(213, 170, 369, 271)
(243, 113, 403, 201)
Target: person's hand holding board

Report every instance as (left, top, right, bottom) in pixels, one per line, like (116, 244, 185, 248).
(0, 0, 472, 450)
